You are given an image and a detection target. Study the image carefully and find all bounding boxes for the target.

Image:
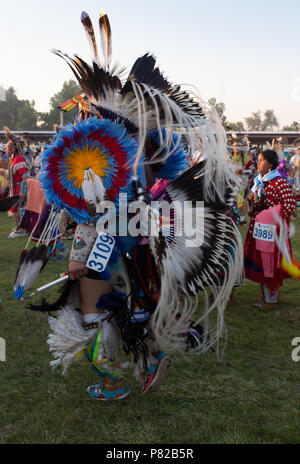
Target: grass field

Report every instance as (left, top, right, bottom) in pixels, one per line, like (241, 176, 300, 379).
(0, 212, 300, 444)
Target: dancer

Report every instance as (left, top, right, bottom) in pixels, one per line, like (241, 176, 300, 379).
(244, 149, 296, 308)
(18, 10, 243, 400)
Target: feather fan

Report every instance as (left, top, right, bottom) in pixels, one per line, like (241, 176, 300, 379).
(14, 245, 48, 300)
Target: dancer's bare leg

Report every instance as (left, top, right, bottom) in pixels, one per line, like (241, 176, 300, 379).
(69, 260, 117, 385)
(80, 277, 122, 387)
(79, 276, 113, 315)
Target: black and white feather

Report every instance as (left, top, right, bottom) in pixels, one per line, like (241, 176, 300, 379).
(14, 245, 49, 300)
(81, 11, 100, 66)
(99, 10, 112, 70)
(13, 205, 62, 300)
(148, 161, 244, 354)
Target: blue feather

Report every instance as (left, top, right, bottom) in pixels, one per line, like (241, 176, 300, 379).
(40, 117, 143, 224)
(148, 129, 188, 180)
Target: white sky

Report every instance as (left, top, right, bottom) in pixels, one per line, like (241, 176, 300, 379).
(1, 0, 300, 127)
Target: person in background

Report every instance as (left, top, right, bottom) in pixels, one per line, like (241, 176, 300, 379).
(19, 151, 69, 261)
(244, 150, 296, 308)
(291, 147, 300, 189)
(23, 145, 35, 177)
(0, 152, 9, 200)
(0, 138, 29, 238)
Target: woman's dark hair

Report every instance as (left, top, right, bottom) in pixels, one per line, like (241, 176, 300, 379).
(261, 149, 279, 170)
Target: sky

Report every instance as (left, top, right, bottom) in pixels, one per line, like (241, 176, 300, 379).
(1, 0, 300, 128)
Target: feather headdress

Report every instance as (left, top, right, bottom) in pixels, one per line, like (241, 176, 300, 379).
(51, 10, 237, 202)
(3, 126, 25, 154)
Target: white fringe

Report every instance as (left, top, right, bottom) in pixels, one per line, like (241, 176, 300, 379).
(47, 306, 98, 375)
(149, 218, 244, 358)
(273, 210, 292, 261)
(47, 306, 122, 375)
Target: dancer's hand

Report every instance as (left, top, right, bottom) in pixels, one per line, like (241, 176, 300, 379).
(68, 260, 87, 280)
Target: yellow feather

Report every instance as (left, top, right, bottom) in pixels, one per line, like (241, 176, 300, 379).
(64, 145, 109, 189)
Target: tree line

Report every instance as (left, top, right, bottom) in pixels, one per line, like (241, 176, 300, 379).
(208, 97, 299, 132)
(0, 83, 299, 132)
(0, 81, 80, 131)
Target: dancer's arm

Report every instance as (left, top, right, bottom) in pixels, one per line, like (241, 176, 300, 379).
(68, 223, 98, 280)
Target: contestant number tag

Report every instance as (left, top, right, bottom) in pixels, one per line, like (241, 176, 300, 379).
(253, 222, 276, 242)
(86, 232, 115, 273)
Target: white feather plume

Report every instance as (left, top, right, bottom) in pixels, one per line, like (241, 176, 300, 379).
(47, 306, 98, 375)
(81, 167, 106, 207)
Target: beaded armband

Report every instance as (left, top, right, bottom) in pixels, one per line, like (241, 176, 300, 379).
(70, 224, 98, 264)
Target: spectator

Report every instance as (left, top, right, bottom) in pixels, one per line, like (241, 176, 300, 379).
(244, 150, 296, 308)
(0, 138, 29, 238)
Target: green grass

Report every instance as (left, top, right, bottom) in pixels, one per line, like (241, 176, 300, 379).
(0, 212, 300, 444)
